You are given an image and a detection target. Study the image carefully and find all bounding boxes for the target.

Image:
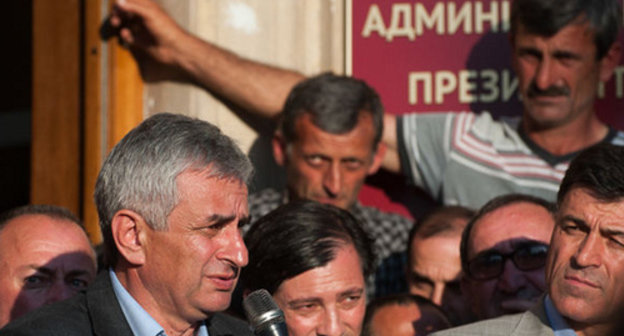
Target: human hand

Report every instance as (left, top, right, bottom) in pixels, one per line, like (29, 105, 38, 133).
(104, 0, 193, 82)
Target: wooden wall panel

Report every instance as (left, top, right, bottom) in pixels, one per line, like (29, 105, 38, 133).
(83, 0, 104, 244)
(32, 0, 143, 245)
(107, 45, 143, 152)
(31, 0, 81, 213)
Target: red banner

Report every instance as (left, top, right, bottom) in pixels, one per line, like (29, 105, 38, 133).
(347, 0, 624, 218)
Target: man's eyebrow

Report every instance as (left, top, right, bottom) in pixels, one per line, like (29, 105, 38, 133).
(287, 297, 322, 307)
(552, 50, 582, 60)
(410, 269, 433, 283)
(64, 269, 93, 278)
(516, 46, 542, 56)
(510, 238, 549, 249)
(601, 227, 624, 238)
(340, 156, 364, 162)
(204, 214, 236, 226)
(20, 265, 55, 276)
(559, 214, 588, 227)
(201, 214, 250, 229)
(337, 288, 364, 299)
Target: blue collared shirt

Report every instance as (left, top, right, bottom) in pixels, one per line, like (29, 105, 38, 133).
(109, 269, 209, 336)
(544, 295, 576, 336)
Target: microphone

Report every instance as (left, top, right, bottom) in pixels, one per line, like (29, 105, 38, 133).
(243, 289, 289, 336)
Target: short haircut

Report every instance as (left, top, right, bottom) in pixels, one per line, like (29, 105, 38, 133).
(0, 204, 84, 233)
(511, 0, 622, 59)
(362, 293, 451, 336)
(460, 194, 556, 273)
(94, 113, 253, 267)
(279, 73, 384, 150)
(408, 206, 474, 264)
(558, 143, 624, 205)
(241, 200, 374, 294)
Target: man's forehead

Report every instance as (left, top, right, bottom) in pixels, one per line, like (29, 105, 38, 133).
(0, 215, 94, 264)
(14, 251, 96, 275)
(412, 234, 460, 259)
(470, 202, 553, 253)
(474, 237, 546, 255)
(411, 236, 461, 280)
(372, 303, 423, 325)
(291, 113, 377, 146)
(1, 215, 84, 243)
(558, 188, 624, 226)
(279, 244, 364, 295)
(513, 20, 596, 48)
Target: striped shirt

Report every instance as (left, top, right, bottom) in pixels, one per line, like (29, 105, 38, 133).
(398, 111, 624, 209)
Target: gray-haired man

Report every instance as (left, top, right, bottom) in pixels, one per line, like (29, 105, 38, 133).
(1, 113, 254, 336)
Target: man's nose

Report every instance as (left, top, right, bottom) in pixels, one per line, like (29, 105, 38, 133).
(322, 164, 342, 196)
(431, 283, 445, 306)
(534, 57, 557, 90)
(217, 225, 249, 267)
(573, 232, 603, 268)
(497, 259, 525, 293)
(316, 308, 344, 336)
(45, 281, 74, 304)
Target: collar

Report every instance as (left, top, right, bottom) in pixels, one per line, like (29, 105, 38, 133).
(516, 122, 618, 167)
(282, 190, 362, 213)
(544, 295, 576, 336)
(109, 269, 209, 336)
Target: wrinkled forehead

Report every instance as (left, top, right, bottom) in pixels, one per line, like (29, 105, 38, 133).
(556, 187, 624, 228)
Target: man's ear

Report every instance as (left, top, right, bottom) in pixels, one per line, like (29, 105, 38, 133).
(599, 42, 622, 82)
(367, 142, 387, 175)
(272, 132, 287, 167)
(111, 209, 147, 266)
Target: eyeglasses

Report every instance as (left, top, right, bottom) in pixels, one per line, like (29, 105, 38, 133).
(466, 243, 549, 281)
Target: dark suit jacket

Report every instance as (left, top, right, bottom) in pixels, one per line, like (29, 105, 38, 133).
(0, 272, 254, 336)
(431, 301, 554, 336)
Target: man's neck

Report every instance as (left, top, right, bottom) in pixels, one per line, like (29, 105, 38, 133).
(522, 112, 608, 156)
(115, 266, 201, 336)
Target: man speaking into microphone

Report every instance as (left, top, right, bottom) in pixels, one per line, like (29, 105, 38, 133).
(241, 200, 375, 336)
(0, 113, 254, 336)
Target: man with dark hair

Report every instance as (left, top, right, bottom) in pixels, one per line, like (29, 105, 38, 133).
(0, 113, 254, 335)
(406, 206, 475, 326)
(248, 73, 412, 297)
(110, 0, 623, 209)
(436, 143, 624, 335)
(242, 200, 374, 336)
(458, 194, 556, 321)
(0, 204, 97, 328)
(363, 294, 451, 336)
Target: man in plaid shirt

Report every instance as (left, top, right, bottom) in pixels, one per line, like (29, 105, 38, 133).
(245, 73, 413, 298)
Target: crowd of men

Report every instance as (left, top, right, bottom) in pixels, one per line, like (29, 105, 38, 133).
(1, 0, 624, 335)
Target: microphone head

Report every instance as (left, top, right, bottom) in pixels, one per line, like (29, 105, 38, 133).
(243, 289, 287, 332)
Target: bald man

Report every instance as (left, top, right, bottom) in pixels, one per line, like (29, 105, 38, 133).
(363, 294, 451, 336)
(0, 205, 97, 328)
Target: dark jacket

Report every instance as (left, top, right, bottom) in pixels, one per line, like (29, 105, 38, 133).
(0, 272, 253, 336)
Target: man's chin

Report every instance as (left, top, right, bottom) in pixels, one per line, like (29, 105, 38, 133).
(311, 197, 349, 210)
(524, 104, 573, 130)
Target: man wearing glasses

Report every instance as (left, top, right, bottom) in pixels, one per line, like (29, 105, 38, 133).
(459, 194, 555, 320)
(436, 144, 624, 335)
